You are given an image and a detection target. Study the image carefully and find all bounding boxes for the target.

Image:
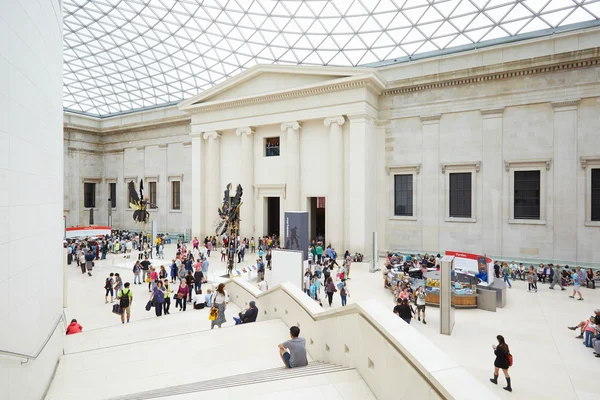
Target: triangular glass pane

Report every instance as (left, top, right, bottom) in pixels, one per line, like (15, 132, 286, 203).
(308, 1, 328, 15)
(401, 41, 424, 54)
(448, 33, 473, 47)
(373, 11, 398, 28)
(403, 7, 428, 23)
(346, 1, 369, 16)
(388, 27, 412, 43)
(560, 6, 595, 24)
(415, 40, 439, 53)
(451, 0, 480, 17)
(332, 19, 355, 33)
(318, 36, 340, 50)
(345, 35, 367, 49)
(419, 21, 443, 37)
(375, 32, 397, 47)
(328, 51, 352, 66)
(482, 25, 509, 40)
(371, 46, 395, 59)
(388, 11, 412, 28)
(465, 26, 492, 41)
(434, 0, 461, 17)
(342, 49, 367, 64)
(542, 0, 575, 12)
(303, 51, 323, 64)
(404, 27, 426, 42)
(432, 34, 457, 48)
(359, 31, 382, 46)
(320, 18, 341, 32)
(316, 49, 339, 63)
(468, 13, 494, 29)
(359, 50, 379, 64)
(485, 4, 513, 22)
(332, 33, 355, 47)
(321, 2, 342, 17)
(375, 0, 400, 13)
(450, 14, 477, 30)
(384, 46, 408, 61)
(307, 34, 327, 47)
(503, 3, 533, 21)
(584, 2, 600, 18)
(501, 17, 530, 33)
(346, 15, 368, 30)
(522, 0, 550, 13)
(541, 8, 572, 26)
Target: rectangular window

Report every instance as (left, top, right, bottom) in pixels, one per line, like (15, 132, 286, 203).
(109, 183, 116, 208)
(149, 181, 157, 209)
(127, 182, 135, 207)
(171, 181, 181, 210)
(449, 173, 471, 218)
(514, 170, 541, 219)
(265, 137, 280, 157)
(84, 183, 96, 208)
(592, 169, 600, 221)
(394, 174, 413, 216)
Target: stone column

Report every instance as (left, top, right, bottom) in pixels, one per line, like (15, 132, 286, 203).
(203, 131, 221, 236)
(190, 131, 204, 240)
(281, 121, 301, 211)
(348, 115, 374, 255)
(236, 127, 255, 239)
(552, 100, 580, 262)
(481, 108, 504, 257)
(324, 116, 345, 250)
(421, 115, 441, 253)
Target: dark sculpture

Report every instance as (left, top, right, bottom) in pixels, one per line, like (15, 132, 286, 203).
(216, 183, 243, 274)
(128, 179, 150, 224)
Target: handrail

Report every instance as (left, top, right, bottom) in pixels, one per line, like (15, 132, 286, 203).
(222, 279, 449, 398)
(0, 314, 64, 364)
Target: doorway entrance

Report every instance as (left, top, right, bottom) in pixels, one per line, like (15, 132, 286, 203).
(266, 197, 280, 236)
(308, 197, 326, 243)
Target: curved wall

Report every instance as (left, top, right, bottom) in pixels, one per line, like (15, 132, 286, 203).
(0, 1, 64, 399)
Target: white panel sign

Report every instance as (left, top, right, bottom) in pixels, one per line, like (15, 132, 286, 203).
(271, 249, 304, 290)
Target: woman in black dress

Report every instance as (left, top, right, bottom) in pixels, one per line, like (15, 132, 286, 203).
(490, 335, 512, 392)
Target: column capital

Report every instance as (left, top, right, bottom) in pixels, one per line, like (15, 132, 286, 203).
(324, 116, 345, 127)
(280, 121, 301, 132)
(236, 127, 255, 136)
(202, 131, 220, 140)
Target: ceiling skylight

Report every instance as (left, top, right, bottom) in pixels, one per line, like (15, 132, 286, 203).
(63, 0, 600, 116)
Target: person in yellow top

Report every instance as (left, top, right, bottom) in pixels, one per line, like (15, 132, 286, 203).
(117, 282, 133, 324)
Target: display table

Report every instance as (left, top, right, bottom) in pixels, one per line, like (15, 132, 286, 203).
(425, 292, 478, 308)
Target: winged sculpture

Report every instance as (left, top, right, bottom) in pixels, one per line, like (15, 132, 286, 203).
(128, 179, 150, 223)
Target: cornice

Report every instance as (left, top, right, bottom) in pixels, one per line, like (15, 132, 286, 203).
(63, 116, 191, 136)
(580, 156, 600, 170)
(552, 99, 581, 109)
(185, 80, 370, 113)
(383, 55, 600, 97)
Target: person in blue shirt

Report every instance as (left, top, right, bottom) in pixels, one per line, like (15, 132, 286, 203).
(475, 267, 488, 283)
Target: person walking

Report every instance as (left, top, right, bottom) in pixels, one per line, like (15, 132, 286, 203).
(502, 263, 512, 288)
(211, 283, 228, 329)
(132, 261, 141, 285)
(85, 250, 95, 276)
(113, 273, 123, 300)
(193, 268, 204, 295)
(163, 279, 172, 315)
(415, 286, 427, 324)
(325, 276, 336, 307)
(152, 281, 165, 317)
(175, 280, 189, 311)
(549, 265, 566, 290)
(339, 279, 349, 306)
(185, 271, 195, 303)
(117, 283, 133, 324)
(104, 273, 115, 303)
(489, 335, 512, 392)
(141, 257, 151, 286)
(569, 267, 584, 300)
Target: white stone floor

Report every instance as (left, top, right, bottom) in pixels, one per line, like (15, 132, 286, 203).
(61, 245, 600, 399)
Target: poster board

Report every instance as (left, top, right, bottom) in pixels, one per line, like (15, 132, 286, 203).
(445, 250, 494, 284)
(284, 211, 308, 260)
(271, 249, 304, 290)
(440, 255, 455, 335)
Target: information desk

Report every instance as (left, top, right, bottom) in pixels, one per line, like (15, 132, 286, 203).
(424, 270, 478, 309)
(424, 291, 478, 308)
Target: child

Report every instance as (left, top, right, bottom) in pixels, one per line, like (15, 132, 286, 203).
(584, 317, 598, 347)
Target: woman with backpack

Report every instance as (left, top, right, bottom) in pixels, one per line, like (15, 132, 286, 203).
(490, 334, 512, 392)
(339, 279, 349, 306)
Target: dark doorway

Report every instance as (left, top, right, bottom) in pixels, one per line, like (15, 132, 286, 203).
(309, 197, 326, 243)
(267, 197, 280, 236)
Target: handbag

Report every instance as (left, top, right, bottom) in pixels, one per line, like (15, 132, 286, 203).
(209, 306, 219, 321)
(146, 277, 151, 283)
(145, 300, 152, 311)
(507, 353, 513, 367)
(112, 304, 122, 315)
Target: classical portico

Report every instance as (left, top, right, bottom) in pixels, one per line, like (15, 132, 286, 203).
(180, 65, 385, 255)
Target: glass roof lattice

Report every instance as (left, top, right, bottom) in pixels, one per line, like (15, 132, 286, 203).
(63, 0, 600, 117)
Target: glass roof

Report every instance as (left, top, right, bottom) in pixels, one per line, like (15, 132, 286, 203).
(63, 0, 600, 116)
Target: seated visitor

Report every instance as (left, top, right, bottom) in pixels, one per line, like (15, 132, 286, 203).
(193, 290, 205, 309)
(65, 319, 83, 335)
(568, 308, 600, 339)
(233, 301, 258, 325)
(278, 326, 308, 369)
(475, 267, 488, 283)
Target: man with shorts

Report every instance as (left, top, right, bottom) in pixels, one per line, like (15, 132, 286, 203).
(117, 282, 133, 324)
(278, 326, 308, 369)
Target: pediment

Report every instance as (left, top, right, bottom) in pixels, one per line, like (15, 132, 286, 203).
(179, 65, 376, 110)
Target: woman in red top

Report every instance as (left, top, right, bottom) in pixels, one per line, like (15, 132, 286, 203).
(65, 319, 83, 335)
(176, 281, 189, 311)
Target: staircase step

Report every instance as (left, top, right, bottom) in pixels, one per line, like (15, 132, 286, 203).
(107, 362, 353, 400)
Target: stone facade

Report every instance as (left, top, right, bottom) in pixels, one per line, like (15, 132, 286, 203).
(64, 27, 600, 265)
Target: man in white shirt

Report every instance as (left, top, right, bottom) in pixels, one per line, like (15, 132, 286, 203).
(258, 276, 268, 291)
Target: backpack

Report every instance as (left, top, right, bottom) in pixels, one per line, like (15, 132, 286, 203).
(104, 278, 111, 290)
(119, 289, 130, 308)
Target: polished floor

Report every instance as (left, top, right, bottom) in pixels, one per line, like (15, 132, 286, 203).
(62, 245, 600, 400)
